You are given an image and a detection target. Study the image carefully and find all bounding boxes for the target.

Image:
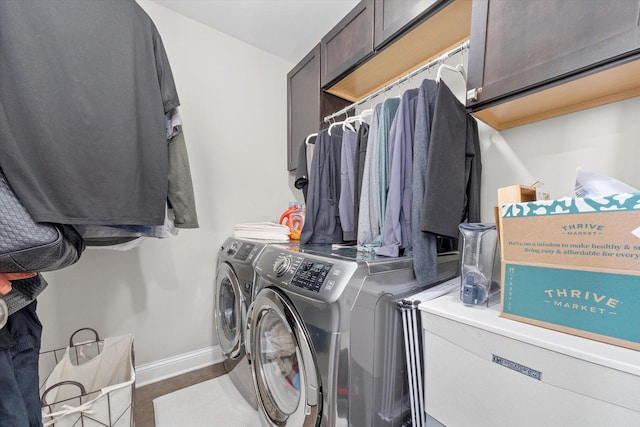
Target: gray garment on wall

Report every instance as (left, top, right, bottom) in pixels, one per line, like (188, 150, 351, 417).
(353, 123, 369, 239)
(0, 0, 178, 225)
(378, 88, 419, 257)
(168, 126, 199, 228)
(359, 99, 400, 251)
(300, 128, 344, 244)
(338, 128, 358, 241)
(421, 82, 482, 237)
(357, 105, 382, 248)
(376, 98, 401, 237)
(412, 79, 439, 284)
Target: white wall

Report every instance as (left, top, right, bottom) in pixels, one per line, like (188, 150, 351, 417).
(37, 0, 296, 370)
(479, 96, 640, 221)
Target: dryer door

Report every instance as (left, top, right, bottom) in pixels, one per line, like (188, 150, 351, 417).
(246, 287, 321, 427)
(215, 262, 244, 359)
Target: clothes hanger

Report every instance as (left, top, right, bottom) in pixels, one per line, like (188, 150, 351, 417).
(436, 63, 466, 83)
(328, 112, 356, 135)
(357, 108, 373, 124)
(436, 51, 467, 83)
(328, 120, 342, 136)
(305, 132, 318, 146)
(342, 115, 358, 132)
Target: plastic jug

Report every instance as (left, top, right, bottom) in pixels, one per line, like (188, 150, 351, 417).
(280, 203, 304, 240)
(458, 223, 500, 306)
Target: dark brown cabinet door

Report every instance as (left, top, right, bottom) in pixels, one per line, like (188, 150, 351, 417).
(287, 46, 351, 171)
(287, 45, 321, 171)
(374, 0, 443, 49)
(320, 0, 374, 88)
(467, 0, 640, 109)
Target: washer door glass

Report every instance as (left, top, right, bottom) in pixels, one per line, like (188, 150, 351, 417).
(215, 263, 242, 355)
(258, 310, 301, 415)
(249, 287, 321, 427)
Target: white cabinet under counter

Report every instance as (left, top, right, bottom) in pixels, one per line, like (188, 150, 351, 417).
(418, 292, 640, 427)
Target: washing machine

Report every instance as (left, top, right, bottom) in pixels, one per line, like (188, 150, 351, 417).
(215, 236, 272, 410)
(245, 243, 459, 427)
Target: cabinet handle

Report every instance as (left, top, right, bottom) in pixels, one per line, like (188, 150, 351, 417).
(637, 0, 640, 26)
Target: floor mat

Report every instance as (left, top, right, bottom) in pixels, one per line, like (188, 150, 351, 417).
(153, 374, 261, 426)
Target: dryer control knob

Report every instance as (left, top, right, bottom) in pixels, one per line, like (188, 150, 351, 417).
(274, 256, 291, 277)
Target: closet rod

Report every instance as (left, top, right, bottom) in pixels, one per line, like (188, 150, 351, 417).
(323, 40, 470, 123)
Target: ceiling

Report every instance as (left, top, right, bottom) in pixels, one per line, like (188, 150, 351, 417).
(150, 0, 360, 64)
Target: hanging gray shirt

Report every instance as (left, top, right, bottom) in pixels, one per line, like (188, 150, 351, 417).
(377, 88, 419, 257)
(0, 0, 179, 225)
(421, 82, 482, 237)
(338, 128, 358, 241)
(299, 128, 344, 244)
(357, 105, 382, 248)
(411, 80, 439, 284)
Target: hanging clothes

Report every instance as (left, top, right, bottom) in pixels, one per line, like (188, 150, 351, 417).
(377, 88, 419, 257)
(67, 107, 199, 249)
(357, 104, 382, 248)
(166, 108, 199, 229)
(294, 137, 314, 202)
(412, 79, 439, 284)
(338, 127, 358, 241)
(299, 127, 344, 244)
(352, 122, 369, 239)
(421, 81, 482, 237)
(0, 0, 180, 226)
(376, 98, 401, 235)
(358, 99, 400, 251)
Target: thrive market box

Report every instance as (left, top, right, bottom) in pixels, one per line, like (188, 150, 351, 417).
(500, 193, 640, 351)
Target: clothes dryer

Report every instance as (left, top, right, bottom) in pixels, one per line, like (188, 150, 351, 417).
(245, 243, 459, 427)
(215, 237, 270, 410)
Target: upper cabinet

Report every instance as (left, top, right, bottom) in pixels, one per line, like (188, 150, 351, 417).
(289, 0, 640, 169)
(325, 0, 472, 102)
(374, 0, 441, 49)
(287, 45, 320, 171)
(288, 0, 472, 171)
(287, 0, 472, 170)
(287, 44, 351, 171)
(320, 0, 374, 88)
(466, 0, 640, 130)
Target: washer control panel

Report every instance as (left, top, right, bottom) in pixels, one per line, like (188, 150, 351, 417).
(255, 246, 358, 301)
(223, 239, 261, 263)
(291, 259, 333, 293)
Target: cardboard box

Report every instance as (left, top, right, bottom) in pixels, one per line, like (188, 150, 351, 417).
(500, 192, 640, 351)
(495, 184, 549, 253)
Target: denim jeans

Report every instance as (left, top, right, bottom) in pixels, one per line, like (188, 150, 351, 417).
(0, 301, 43, 427)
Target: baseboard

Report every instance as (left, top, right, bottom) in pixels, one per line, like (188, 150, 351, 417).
(135, 345, 224, 387)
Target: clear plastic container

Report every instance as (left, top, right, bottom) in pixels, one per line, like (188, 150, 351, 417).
(458, 223, 500, 306)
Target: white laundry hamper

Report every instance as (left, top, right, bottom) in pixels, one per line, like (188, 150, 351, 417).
(39, 328, 135, 427)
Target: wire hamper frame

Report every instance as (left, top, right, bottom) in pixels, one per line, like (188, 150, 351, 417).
(39, 328, 135, 427)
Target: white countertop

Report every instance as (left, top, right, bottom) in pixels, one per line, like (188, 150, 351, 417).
(419, 291, 640, 375)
